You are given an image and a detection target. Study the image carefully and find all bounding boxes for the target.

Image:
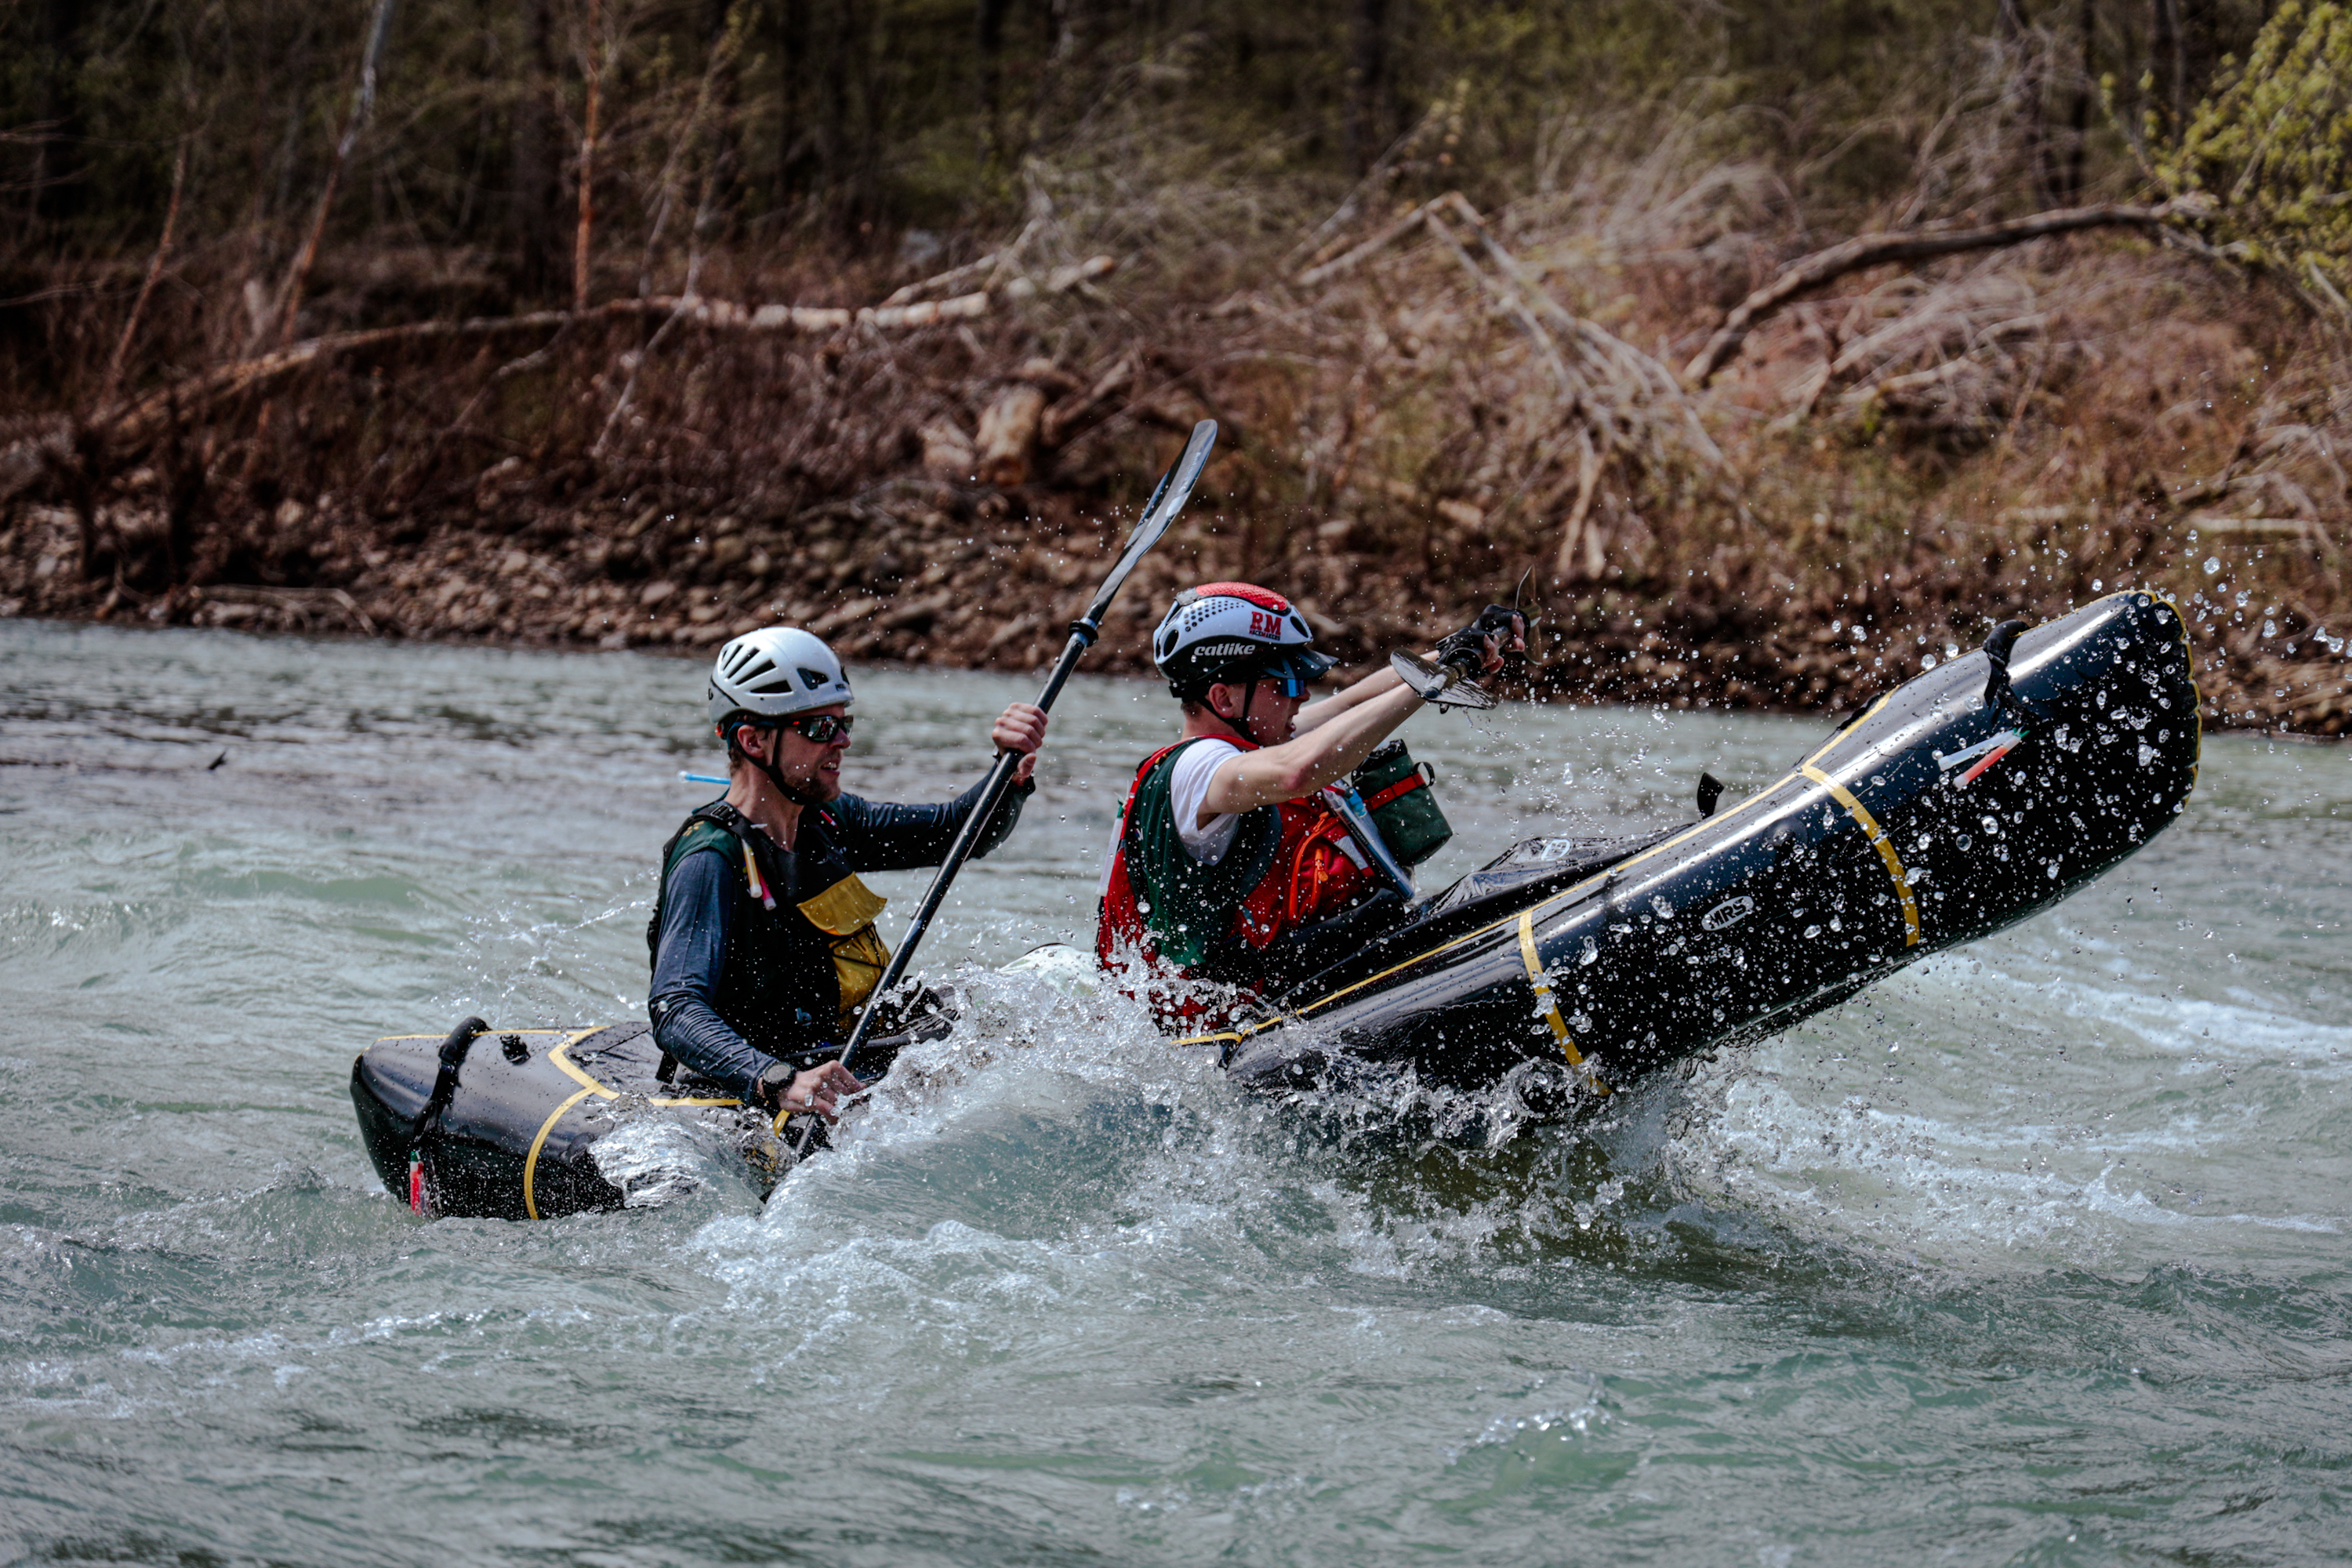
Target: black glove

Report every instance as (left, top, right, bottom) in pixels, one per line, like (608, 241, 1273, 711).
(1431, 605, 1528, 676)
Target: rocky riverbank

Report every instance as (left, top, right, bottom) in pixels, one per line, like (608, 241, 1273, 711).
(5, 480, 2345, 735)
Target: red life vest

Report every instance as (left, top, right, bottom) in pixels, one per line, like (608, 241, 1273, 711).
(1097, 735, 1385, 1026)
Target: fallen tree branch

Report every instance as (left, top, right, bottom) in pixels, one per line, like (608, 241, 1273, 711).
(880, 215, 1044, 307)
(1437, 194, 1726, 470)
(197, 582, 379, 634)
(51, 259, 1116, 460)
(1682, 201, 2176, 388)
(1296, 194, 1451, 288)
(1424, 209, 1580, 410)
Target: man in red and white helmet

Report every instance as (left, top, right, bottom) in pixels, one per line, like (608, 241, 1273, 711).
(1096, 583, 1523, 1017)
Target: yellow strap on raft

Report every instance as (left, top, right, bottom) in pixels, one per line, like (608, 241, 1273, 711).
(1801, 764, 1922, 946)
(1517, 908, 1608, 1094)
(523, 1029, 741, 1221)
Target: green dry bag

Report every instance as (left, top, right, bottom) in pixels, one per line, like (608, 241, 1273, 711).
(1351, 739, 1451, 867)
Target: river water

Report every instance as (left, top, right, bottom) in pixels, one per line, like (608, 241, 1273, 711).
(3, 618, 2347, 1566)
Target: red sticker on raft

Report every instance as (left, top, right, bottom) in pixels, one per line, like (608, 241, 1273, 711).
(1936, 728, 2024, 788)
(1959, 735, 2020, 786)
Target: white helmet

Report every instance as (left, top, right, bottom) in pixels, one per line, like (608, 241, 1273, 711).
(1152, 582, 1334, 699)
(707, 626, 854, 723)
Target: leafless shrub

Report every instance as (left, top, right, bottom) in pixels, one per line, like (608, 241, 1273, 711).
(1776, 261, 2060, 447)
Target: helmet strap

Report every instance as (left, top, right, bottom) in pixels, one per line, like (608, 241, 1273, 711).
(728, 720, 828, 808)
(1203, 679, 1262, 746)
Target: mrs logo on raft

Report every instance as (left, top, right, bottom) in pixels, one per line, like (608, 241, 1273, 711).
(1701, 895, 1757, 931)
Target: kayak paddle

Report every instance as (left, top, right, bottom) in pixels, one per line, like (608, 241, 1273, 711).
(796, 417, 1220, 1150)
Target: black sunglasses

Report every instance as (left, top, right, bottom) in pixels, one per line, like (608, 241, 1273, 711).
(777, 712, 854, 744)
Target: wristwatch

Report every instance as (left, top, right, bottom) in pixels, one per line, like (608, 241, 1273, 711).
(753, 1061, 797, 1112)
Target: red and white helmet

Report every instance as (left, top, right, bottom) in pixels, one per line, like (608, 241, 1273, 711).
(1152, 582, 1334, 699)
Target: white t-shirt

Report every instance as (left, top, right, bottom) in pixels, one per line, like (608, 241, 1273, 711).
(1098, 738, 1246, 896)
(1166, 739, 1245, 863)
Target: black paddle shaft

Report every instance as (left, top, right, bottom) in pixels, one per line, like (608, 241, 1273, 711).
(806, 419, 1219, 1121)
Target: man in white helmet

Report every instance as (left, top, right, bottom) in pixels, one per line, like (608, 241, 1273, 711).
(1097, 583, 1522, 1018)
(648, 626, 1047, 1122)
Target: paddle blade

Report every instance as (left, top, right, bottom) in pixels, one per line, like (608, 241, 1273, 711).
(1086, 419, 1218, 624)
(1390, 651, 1498, 710)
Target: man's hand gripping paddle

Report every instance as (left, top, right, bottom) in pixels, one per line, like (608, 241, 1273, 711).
(791, 419, 1220, 1155)
(1389, 569, 1534, 710)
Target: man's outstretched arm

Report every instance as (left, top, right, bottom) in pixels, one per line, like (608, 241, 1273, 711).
(835, 702, 1047, 870)
(1199, 681, 1425, 818)
(1292, 610, 1526, 735)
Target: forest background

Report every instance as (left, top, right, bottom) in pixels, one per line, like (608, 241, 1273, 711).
(5, 0, 2350, 732)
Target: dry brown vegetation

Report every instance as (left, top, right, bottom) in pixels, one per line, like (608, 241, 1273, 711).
(5, 6, 2350, 734)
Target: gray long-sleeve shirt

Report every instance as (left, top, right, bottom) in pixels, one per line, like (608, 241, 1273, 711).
(646, 777, 1029, 1099)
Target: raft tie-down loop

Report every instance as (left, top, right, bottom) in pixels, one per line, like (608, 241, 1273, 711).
(1800, 765, 1922, 947)
(1517, 909, 1609, 1095)
(1980, 618, 2047, 728)
(405, 1015, 489, 1214)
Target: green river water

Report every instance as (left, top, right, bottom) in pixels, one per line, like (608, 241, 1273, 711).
(2, 618, 2348, 1566)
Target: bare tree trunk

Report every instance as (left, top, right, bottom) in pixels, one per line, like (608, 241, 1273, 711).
(824, 0, 857, 225)
(702, 0, 744, 219)
(575, 0, 607, 312)
(275, 0, 401, 347)
(2059, 0, 2094, 204)
(773, 0, 812, 212)
(66, 426, 102, 583)
(854, 0, 884, 232)
(1345, 0, 1391, 178)
(2151, 0, 2184, 130)
(31, 0, 88, 227)
(637, 7, 749, 292)
(158, 396, 208, 586)
(2148, 0, 2227, 132)
(977, 0, 1013, 165)
(1998, 0, 2051, 207)
(510, 0, 563, 296)
(2176, 0, 2224, 118)
(100, 139, 191, 411)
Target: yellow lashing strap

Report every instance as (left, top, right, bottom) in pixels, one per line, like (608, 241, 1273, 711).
(1517, 909, 1608, 1094)
(523, 1085, 601, 1221)
(522, 1029, 747, 1220)
(1801, 764, 1922, 947)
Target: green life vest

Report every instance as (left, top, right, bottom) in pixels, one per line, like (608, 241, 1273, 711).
(1117, 739, 1278, 971)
